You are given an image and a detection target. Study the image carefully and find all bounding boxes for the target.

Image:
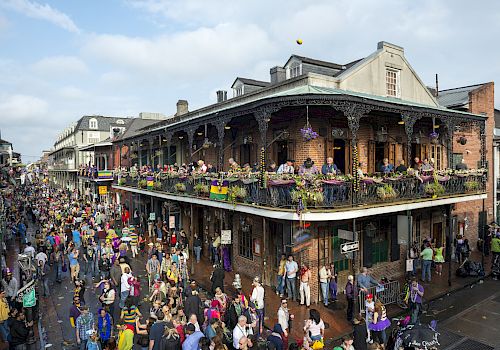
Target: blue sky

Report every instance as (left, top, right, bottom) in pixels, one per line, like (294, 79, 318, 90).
(0, 0, 499, 161)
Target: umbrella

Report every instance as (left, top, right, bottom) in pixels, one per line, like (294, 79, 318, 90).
(394, 323, 440, 350)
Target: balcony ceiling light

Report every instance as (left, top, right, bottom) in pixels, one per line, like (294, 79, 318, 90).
(434, 125, 440, 129)
(224, 126, 231, 130)
(178, 136, 184, 139)
(197, 132, 203, 136)
(398, 120, 405, 125)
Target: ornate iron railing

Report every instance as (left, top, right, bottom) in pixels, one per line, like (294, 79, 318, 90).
(113, 173, 486, 210)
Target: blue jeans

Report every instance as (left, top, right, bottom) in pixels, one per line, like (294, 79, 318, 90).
(329, 280, 337, 300)
(119, 290, 129, 308)
(286, 277, 297, 300)
(256, 308, 265, 336)
(55, 261, 62, 281)
(412, 259, 418, 275)
(194, 246, 202, 263)
(277, 275, 285, 295)
(320, 282, 329, 306)
(0, 321, 10, 342)
(422, 260, 432, 282)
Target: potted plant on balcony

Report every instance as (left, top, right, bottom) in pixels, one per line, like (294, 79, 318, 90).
(376, 184, 397, 201)
(175, 183, 186, 193)
(464, 180, 480, 192)
(129, 168, 138, 179)
(118, 178, 126, 186)
(424, 180, 445, 198)
(291, 187, 324, 208)
(138, 179, 147, 189)
(228, 186, 247, 204)
(153, 181, 162, 190)
(194, 183, 210, 196)
(429, 131, 439, 144)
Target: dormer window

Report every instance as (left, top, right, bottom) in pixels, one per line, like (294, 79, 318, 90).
(116, 119, 125, 125)
(386, 69, 400, 98)
(89, 118, 98, 129)
(289, 62, 302, 78)
(234, 85, 244, 97)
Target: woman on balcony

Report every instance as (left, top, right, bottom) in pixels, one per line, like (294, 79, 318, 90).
(298, 158, 319, 176)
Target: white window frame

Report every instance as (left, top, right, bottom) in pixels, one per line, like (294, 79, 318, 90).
(233, 85, 244, 97)
(89, 118, 98, 130)
(87, 131, 100, 144)
(386, 68, 401, 98)
(288, 62, 302, 78)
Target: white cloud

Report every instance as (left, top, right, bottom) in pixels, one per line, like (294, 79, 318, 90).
(100, 71, 129, 85)
(31, 56, 88, 76)
(83, 23, 275, 80)
(1, 0, 80, 33)
(58, 86, 87, 99)
(0, 94, 49, 125)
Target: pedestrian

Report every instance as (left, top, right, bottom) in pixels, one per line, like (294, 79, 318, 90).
(409, 277, 424, 324)
(299, 263, 311, 307)
(68, 246, 80, 282)
(277, 299, 294, 342)
(0, 290, 10, 343)
(182, 323, 204, 350)
(492, 232, 500, 280)
(51, 245, 63, 283)
(328, 262, 338, 302)
(232, 315, 249, 350)
(340, 335, 355, 350)
(267, 324, 284, 350)
(86, 330, 102, 350)
(285, 255, 298, 301)
(210, 264, 225, 295)
(357, 267, 379, 295)
(250, 277, 265, 336)
(352, 315, 368, 350)
(276, 254, 286, 298)
(148, 310, 167, 350)
(345, 275, 356, 323)
(76, 306, 95, 350)
(365, 294, 375, 343)
(97, 308, 112, 347)
(9, 310, 32, 350)
(70, 296, 83, 328)
(160, 323, 181, 350)
(116, 324, 134, 350)
(433, 243, 445, 276)
(193, 233, 202, 263)
(368, 300, 391, 346)
(303, 309, 324, 343)
(420, 242, 433, 283)
(409, 241, 419, 276)
(119, 267, 132, 309)
(120, 297, 141, 330)
(129, 228, 138, 258)
(318, 264, 329, 307)
(134, 317, 154, 350)
(1, 269, 18, 307)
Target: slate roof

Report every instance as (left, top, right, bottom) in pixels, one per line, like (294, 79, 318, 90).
(0, 139, 12, 145)
(285, 55, 346, 70)
(75, 116, 130, 131)
(231, 77, 270, 88)
(114, 118, 161, 141)
(437, 83, 485, 108)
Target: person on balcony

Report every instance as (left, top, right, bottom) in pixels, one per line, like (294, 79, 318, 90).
(196, 160, 207, 174)
(413, 157, 422, 170)
(267, 161, 277, 173)
(357, 162, 365, 179)
(206, 163, 217, 173)
(455, 158, 468, 170)
(420, 158, 434, 173)
(395, 160, 407, 173)
(228, 158, 240, 171)
(321, 157, 338, 175)
(380, 158, 394, 174)
(277, 159, 295, 174)
(299, 158, 319, 176)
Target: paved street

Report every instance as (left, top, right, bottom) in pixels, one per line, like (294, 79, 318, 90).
(420, 278, 500, 349)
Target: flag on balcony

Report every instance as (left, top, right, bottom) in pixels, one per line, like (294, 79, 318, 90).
(147, 176, 154, 190)
(97, 170, 113, 180)
(210, 180, 229, 200)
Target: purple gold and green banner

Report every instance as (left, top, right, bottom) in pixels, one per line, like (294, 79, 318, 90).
(147, 176, 154, 190)
(210, 180, 229, 200)
(97, 170, 113, 180)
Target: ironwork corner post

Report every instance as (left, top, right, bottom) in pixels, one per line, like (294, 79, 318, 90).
(165, 132, 173, 166)
(186, 126, 196, 163)
(443, 118, 455, 169)
(216, 121, 227, 172)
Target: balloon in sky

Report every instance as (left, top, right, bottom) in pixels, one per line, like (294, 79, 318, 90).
(296, 39, 303, 45)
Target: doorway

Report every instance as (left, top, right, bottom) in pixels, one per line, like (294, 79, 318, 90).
(333, 139, 346, 174)
(276, 141, 288, 166)
(375, 142, 386, 172)
(432, 222, 443, 247)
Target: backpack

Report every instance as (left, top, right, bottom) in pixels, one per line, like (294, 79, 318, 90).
(159, 334, 180, 350)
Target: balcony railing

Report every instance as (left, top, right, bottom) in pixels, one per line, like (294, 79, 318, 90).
(113, 169, 487, 211)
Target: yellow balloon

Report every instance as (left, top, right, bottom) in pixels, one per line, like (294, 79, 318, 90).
(296, 39, 303, 45)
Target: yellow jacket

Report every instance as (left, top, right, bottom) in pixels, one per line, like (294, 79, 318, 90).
(118, 328, 134, 350)
(0, 298, 9, 322)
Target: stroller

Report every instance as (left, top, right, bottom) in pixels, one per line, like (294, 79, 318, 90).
(456, 257, 485, 278)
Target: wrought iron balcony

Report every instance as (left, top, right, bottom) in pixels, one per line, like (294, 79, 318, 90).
(113, 169, 487, 211)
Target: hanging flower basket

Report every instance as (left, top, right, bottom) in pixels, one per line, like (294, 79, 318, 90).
(300, 126, 319, 141)
(429, 131, 439, 144)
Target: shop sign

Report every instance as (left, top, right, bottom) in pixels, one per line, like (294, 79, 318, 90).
(98, 186, 108, 195)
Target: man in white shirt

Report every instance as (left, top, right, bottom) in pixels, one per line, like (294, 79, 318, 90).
(232, 315, 248, 349)
(277, 159, 295, 174)
(277, 299, 294, 337)
(23, 242, 36, 258)
(35, 250, 48, 269)
(284, 255, 298, 301)
(250, 277, 265, 336)
(119, 267, 132, 308)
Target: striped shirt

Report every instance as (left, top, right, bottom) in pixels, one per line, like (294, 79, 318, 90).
(130, 233, 138, 246)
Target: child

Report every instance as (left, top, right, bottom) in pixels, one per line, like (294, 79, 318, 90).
(86, 330, 101, 350)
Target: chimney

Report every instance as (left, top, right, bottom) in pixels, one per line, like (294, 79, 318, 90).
(216, 90, 228, 103)
(270, 66, 286, 84)
(176, 100, 189, 116)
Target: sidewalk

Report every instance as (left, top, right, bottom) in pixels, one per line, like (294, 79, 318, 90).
(191, 251, 492, 343)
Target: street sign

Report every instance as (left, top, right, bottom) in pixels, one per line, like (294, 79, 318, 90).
(98, 186, 107, 195)
(23, 288, 36, 308)
(341, 241, 359, 253)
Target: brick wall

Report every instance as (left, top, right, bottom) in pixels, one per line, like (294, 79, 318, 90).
(452, 82, 494, 249)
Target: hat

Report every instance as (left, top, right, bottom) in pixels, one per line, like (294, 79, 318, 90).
(5, 268, 12, 275)
(365, 294, 373, 300)
(304, 157, 314, 168)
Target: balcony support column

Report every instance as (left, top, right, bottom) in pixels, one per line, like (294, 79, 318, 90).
(443, 118, 455, 168)
(186, 126, 198, 163)
(165, 132, 173, 166)
(216, 121, 228, 172)
(402, 113, 421, 165)
(149, 137, 154, 168)
(158, 135, 163, 166)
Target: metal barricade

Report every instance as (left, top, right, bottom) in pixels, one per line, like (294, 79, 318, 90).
(358, 280, 400, 313)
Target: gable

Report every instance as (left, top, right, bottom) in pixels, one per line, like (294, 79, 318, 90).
(337, 44, 439, 107)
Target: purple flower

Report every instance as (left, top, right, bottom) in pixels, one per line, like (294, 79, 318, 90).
(300, 127, 319, 141)
(429, 131, 439, 139)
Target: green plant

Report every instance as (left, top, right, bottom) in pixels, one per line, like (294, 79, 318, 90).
(464, 180, 480, 192)
(424, 181, 445, 198)
(227, 186, 247, 203)
(175, 183, 186, 192)
(118, 178, 126, 186)
(193, 183, 209, 195)
(153, 181, 162, 190)
(129, 169, 138, 178)
(138, 179, 147, 188)
(376, 184, 397, 200)
(290, 188, 324, 208)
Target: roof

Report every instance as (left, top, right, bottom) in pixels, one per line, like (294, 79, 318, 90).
(284, 55, 346, 70)
(115, 118, 161, 141)
(437, 83, 485, 108)
(79, 140, 113, 151)
(231, 77, 270, 88)
(0, 139, 12, 145)
(74, 115, 130, 131)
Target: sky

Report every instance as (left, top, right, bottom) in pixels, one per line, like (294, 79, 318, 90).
(0, 0, 499, 162)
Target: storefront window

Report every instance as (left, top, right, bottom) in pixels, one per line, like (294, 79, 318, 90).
(318, 225, 350, 272)
(372, 220, 389, 264)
